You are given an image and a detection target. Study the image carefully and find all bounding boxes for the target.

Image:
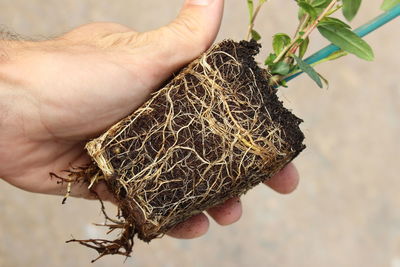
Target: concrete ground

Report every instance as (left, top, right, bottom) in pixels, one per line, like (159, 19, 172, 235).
(1, 1, 399, 266)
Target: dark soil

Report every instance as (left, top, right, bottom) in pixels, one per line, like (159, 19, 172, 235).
(72, 39, 305, 261)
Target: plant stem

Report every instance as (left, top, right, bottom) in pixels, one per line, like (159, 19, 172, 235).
(273, 0, 338, 63)
(247, 0, 268, 41)
(272, 37, 299, 64)
(325, 4, 343, 17)
(289, 0, 339, 54)
(294, 13, 310, 39)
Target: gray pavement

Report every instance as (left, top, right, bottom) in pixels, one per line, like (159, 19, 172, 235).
(1, 1, 399, 266)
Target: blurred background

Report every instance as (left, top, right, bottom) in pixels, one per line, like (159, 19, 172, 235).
(0, 0, 399, 266)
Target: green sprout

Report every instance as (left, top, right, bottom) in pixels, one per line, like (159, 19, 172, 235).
(246, 0, 393, 88)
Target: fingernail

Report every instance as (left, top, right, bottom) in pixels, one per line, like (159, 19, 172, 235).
(187, 0, 215, 6)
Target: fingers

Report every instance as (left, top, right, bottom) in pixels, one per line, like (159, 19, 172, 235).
(165, 0, 225, 55)
(264, 163, 300, 194)
(167, 197, 241, 239)
(141, 0, 225, 72)
(207, 197, 242, 225)
(167, 213, 209, 239)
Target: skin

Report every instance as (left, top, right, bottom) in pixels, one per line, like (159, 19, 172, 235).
(0, 0, 300, 239)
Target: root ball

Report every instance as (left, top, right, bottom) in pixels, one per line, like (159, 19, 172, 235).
(74, 40, 305, 259)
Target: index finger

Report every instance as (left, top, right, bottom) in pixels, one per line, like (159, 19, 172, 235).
(264, 163, 300, 194)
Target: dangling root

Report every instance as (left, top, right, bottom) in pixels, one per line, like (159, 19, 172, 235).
(67, 226, 135, 263)
(50, 164, 103, 204)
(50, 171, 78, 204)
(67, 191, 134, 263)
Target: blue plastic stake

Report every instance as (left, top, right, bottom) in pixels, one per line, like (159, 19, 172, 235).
(284, 4, 400, 83)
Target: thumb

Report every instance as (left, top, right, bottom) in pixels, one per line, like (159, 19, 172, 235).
(142, 0, 225, 73)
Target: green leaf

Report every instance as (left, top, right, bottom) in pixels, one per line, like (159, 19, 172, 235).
(280, 79, 288, 88)
(314, 7, 325, 15)
(298, 6, 306, 20)
(270, 62, 291, 75)
(317, 25, 374, 61)
(251, 29, 262, 41)
(311, 0, 331, 8)
(272, 33, 291, 55)
(264, 53, 277, 66)
(319, 17, 351, 29)
(318, 73, 330, 89)
(298, 37, 310, 59)
(381, 0, 400, 11)
(298, 1, 318, 19)
(342, 0, 362, 21)
(325, 50, 348, 61)
(247, 0, 254, 22)
(292, 55, 323, 88)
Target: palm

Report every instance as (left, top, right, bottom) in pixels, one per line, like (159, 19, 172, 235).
(1, 24, 172, 195)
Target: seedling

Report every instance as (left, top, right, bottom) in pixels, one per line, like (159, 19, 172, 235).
(248, 0, 378, 88)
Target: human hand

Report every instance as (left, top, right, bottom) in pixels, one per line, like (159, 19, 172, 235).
(0, 0, 299, 239)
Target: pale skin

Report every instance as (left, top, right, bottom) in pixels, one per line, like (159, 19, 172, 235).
(0, 0, 300, 239)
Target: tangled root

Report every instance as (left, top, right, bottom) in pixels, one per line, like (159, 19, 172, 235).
(71, 40, 305, 260)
